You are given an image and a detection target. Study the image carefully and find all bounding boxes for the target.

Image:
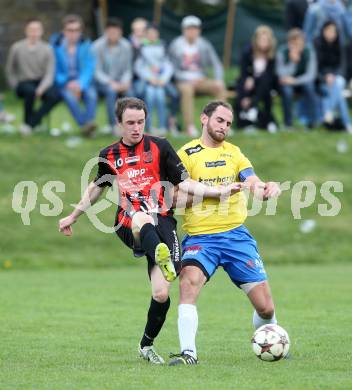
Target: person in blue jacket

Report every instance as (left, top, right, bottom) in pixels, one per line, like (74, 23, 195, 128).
(51, 14, 97, 136)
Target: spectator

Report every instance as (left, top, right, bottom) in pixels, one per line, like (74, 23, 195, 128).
(129, 17, 148, 61)
(134, 23, 175, 136)
(346, 0, 352, 84)
(284, 0, 313, 30)
(234, 25, 278, 132)
(5, 18, 60, 135)
(93, 18, 133, 134)
(51, 14, 97, 136)
(276, 28, 319, 129)
(346, 38, 352, 90)
(304, 0, 351, 44)
(315, 20, 352, 132)
(346, 0, 352, 33)
(129, 17, 148, 99)
(169, 15, 227, 136)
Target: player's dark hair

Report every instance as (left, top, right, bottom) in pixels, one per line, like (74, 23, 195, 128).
(62, 14, 83, 28)
(202, 100, 233, 117)
(115, 97, 148, 123)
(105, 17, 123, 30)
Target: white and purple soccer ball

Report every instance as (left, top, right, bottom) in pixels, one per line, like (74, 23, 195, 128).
(251, 324, 290, 362)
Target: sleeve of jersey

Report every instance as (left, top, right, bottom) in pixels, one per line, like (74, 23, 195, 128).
(163, 141, 189, 185)
(94, 151, 114, 187)
(237, 152, 255, 182)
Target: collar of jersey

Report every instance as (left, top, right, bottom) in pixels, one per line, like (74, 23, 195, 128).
(120, 135, 144, 148)
(199, 138, 225, 150)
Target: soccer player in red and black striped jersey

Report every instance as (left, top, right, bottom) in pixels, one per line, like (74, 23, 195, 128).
(59, 97, 241, 364)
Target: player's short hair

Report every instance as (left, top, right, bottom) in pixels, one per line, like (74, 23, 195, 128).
(62, 14, 83, 28)
(105, 17, 123, 30)
(202, 100, 233, 118)
(115, 97, 148, 123)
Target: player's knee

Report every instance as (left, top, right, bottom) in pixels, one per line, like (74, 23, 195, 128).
(132, 212, 154, 231)
(152, 288, 169, 303)
(179, 267, 203, 294)
(256, 303, 275, 319)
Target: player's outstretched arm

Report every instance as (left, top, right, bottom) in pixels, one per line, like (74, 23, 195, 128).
(243, 175, 281, 200)
(178, 178, 242, 200)
(58, 181, 105, 236)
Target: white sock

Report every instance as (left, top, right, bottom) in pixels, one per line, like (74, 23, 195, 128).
(253, 310, 277, 330)
(178, 304, 198, 359)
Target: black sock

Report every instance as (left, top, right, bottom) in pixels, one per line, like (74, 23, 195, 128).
(140, 297, 171, 348)
(140, 223, 161, 261)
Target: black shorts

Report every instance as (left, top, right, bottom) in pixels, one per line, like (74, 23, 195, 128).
(115, 214, 181, 277)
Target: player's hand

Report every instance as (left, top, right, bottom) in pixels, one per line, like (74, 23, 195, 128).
(263, 182, 281, 200)
(325, 73, 335, 86)
(248, 181, 266, 200)
(241, 97, 251, 109)
(229, 182, 243, 195)
(58, 214, 77, 236)
(35, 88, 43, 98)
(218, 182, 243, 197)
(67, 81, 81, 98)
(280, 76, 295, 86)
(244, 77, 255, 91)
(110, 80, 120, 91)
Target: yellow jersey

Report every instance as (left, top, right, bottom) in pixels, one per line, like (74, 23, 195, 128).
(177, 139, 253, 235)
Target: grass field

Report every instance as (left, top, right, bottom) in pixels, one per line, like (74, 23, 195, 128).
(1, 265, 351, 389)
(1, 127, 351, 269)
(1, 93, 352, 388)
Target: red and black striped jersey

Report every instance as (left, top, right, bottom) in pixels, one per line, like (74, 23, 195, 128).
(94, 135, 188, 226)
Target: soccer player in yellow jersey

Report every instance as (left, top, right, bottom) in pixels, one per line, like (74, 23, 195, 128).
(169, 100, 282, 365)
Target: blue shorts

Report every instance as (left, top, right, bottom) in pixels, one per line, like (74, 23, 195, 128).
(181, 225, 267, 288)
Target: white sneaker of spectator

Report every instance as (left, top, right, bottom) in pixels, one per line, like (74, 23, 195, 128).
(243, 125, 258, 134)
(246, 107, 258, 122)
(19, 123, 32, 136)
(228, 127, 235, 136)
(267, 122, 278, 133)
(0, 111, 16, 123)
(169, 123, 180, 138)
(186, 125, 199, 137)
(149, 127, 166, 136)
(324, 111, 334, 124)
(151, 127, 167, 136)
(346, 124, 352, 134)
(239, 108, 258, 123)
(112, 125, 122, 137)
(158, 128, 168, 136)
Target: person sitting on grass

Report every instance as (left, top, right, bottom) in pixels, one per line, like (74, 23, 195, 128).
(5, 18, 60, 135)
(315, 20, 352, 133)
(276, 28, 319, 130)
(134, 23, 175, 136)
(234, 25, 278, 133)
(51, 14, 97, 137)
(93, 18, 133, 136)
(169, 15, 227, 137)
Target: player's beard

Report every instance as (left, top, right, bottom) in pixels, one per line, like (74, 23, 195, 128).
(206, 122, 226, 143)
